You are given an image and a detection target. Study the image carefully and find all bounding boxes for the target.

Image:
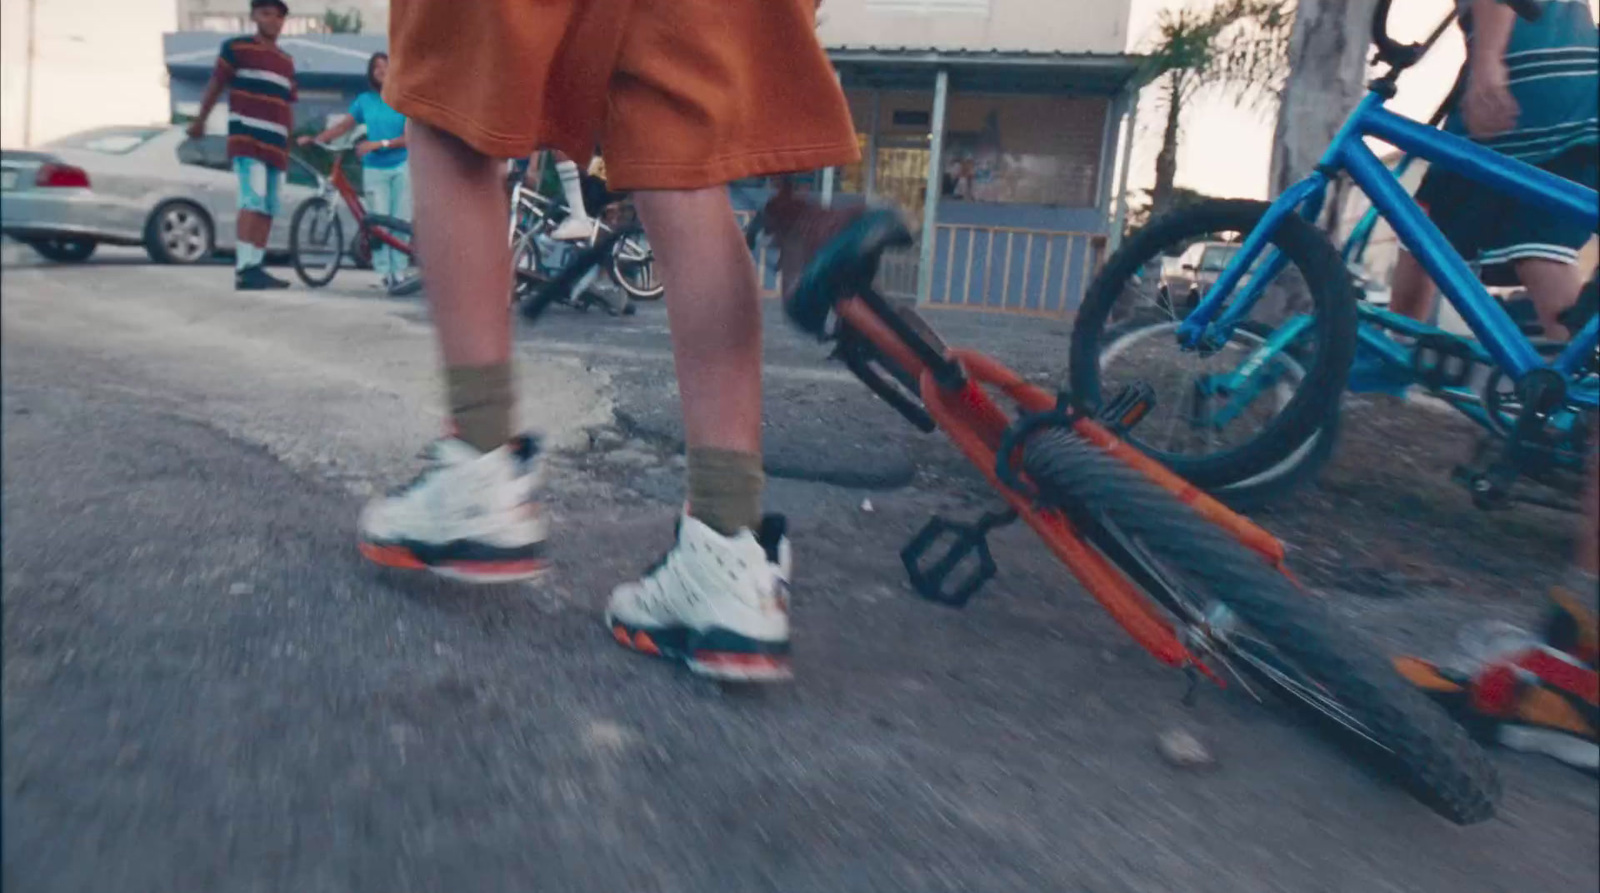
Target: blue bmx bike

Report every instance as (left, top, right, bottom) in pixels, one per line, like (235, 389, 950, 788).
(1072, 0, 1598, 510)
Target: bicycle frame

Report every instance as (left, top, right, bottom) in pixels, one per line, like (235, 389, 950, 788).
(1177, 90, 1600, 409)
(833, 286, 1286, 676)
(319, 153, 413, 258)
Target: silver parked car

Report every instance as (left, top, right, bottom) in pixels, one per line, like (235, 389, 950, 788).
(1, 125, 314, 264)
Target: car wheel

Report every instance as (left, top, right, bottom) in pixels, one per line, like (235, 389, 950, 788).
(27, 238, 98, 263)
(144, 200, 215, 264)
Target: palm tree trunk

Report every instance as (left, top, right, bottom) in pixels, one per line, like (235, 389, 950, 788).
(1151, 75, 1184, 217)
(1269, 0, 1379, 231)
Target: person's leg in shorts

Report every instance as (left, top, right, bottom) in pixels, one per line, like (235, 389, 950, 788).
(1391, 149, 1596, 338)
(233, 157, 288, 290)
(368, 0, 858, 680)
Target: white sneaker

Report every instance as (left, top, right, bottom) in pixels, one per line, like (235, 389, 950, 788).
(358, 435, 549, 583)
(548, 216, 596, 242)
(605, 512, 792, 682)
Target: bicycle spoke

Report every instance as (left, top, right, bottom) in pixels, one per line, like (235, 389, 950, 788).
(1225, 633, 1390, 753)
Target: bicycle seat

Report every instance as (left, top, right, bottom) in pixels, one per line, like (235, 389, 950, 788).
(786, 208, 913, 339)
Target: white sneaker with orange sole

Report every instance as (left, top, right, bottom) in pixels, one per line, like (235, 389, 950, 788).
(358, 435, 548, 583)
(606, 512, 792, 682)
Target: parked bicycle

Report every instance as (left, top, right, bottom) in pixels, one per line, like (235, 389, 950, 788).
(287, 142, 421, 296)
(508, 172, 661, 312)
(1071, 0, 1597, 512)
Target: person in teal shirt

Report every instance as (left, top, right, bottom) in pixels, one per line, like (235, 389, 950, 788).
(302, 52, 412, 287)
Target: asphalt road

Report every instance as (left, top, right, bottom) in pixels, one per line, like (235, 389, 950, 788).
(3, 248, 1596, 893)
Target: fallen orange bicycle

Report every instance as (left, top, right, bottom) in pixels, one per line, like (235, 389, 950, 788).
(527, 204, 1501, 824)
(782, 209, 1499, 824)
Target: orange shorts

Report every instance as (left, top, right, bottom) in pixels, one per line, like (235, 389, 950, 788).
(384, 0, 861, 191)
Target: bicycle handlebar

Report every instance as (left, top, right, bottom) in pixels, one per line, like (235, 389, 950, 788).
(1373, 0, 1543, 65)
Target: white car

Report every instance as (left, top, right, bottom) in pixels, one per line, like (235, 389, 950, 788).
(1, 125, 316, 264)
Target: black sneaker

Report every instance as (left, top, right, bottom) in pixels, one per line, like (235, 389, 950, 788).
(236, 265, 290, 290)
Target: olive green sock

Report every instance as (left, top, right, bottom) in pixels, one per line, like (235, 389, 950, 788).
(686, 447, 764, 536)
(445, 363, 515, 452)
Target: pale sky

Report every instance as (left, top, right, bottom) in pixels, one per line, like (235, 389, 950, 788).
(0, 0, 177, 147)
(1122, 0, 1475, 201)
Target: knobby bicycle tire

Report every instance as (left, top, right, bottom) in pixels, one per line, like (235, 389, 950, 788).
(1070, 200, 1359, 490)
(609, 230, 664, 299)
(289, 197, 344, 288)
(1021, 428, 1499, 825)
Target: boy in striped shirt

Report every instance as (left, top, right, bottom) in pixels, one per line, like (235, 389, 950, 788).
(187, 0, 298, 290)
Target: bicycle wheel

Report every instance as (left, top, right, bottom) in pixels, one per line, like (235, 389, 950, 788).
(289, 197, 344, 288)
(1070, 200, 1357, 491)
(1096, 317, 1340, 509)
(520, 226, 624, 323)
(609, 228, 663, 299)
(511, 230, 546, 308)
(1021, 428, 1499, 825)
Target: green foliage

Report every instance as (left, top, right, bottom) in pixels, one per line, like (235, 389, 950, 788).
(1126, 186, 1217, 233)
(1138, 0, 1294, 215)
(322, 8, 363, 34)
(1140, 0, 1293, 112)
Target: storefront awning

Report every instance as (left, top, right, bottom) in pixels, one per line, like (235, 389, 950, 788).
(827, 46, 1144, 96)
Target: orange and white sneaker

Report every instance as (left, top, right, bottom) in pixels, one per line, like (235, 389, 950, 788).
(358, 435, 548, 583)
(1395, 613, 1598, 773)
(605, 513, 792, 683)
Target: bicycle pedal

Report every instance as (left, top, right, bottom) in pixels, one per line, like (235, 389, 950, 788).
(900, 514, 1004, 608)
(1410, 334, 1477, 390)
(1097, 382, 1156, 435)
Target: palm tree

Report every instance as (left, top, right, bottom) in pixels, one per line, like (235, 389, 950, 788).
(1139, 0, 1294, 217)
(321, 8, 364, 34)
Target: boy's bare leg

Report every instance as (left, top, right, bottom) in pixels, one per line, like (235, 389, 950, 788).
(1389, 250, 1436, 322)
(632, 188, 762, 454)
(406, 120, 517, 450)
(355, 120, 546, 583)
(606, 186, 791, 682)
(1514, 257, 1584, 342)
(633, 187, 765, 535)
(408, 121, 513, 371)
(239, 211, 272, 254)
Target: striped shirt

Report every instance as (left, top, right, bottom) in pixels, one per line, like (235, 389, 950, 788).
(215, 36, 298, 171)
(1451, 0, 1599, 163)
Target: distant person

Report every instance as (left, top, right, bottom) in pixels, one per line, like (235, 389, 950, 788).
(302, 52, 412, 289)
(1390, 0, 1597, 772)
(186, 0, 298, 291)
(1374, 0, 1598, 351)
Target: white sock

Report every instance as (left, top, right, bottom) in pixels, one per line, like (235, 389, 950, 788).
(236, 243, 257, 271)
(243, 242, 266, 270)
(556, 160, 590, 224)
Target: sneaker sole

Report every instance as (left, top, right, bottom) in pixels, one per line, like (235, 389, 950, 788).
(1497, 724, 1600, 772)
(605, 614, 791, 683)
(359, 541, 548, 583)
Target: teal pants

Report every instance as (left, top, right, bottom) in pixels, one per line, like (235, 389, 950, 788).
(364, 164, 412, 279)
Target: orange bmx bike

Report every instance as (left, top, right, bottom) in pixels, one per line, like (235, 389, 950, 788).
(541, 206, 1504, 825)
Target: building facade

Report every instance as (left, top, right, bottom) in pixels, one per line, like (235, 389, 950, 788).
(166, 0, 1140, 314)
(175, 0, 387, 36)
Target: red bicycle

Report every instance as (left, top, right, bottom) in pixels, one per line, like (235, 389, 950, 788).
(769, 209, 1499, 823)
(287, 143, 419, 294)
